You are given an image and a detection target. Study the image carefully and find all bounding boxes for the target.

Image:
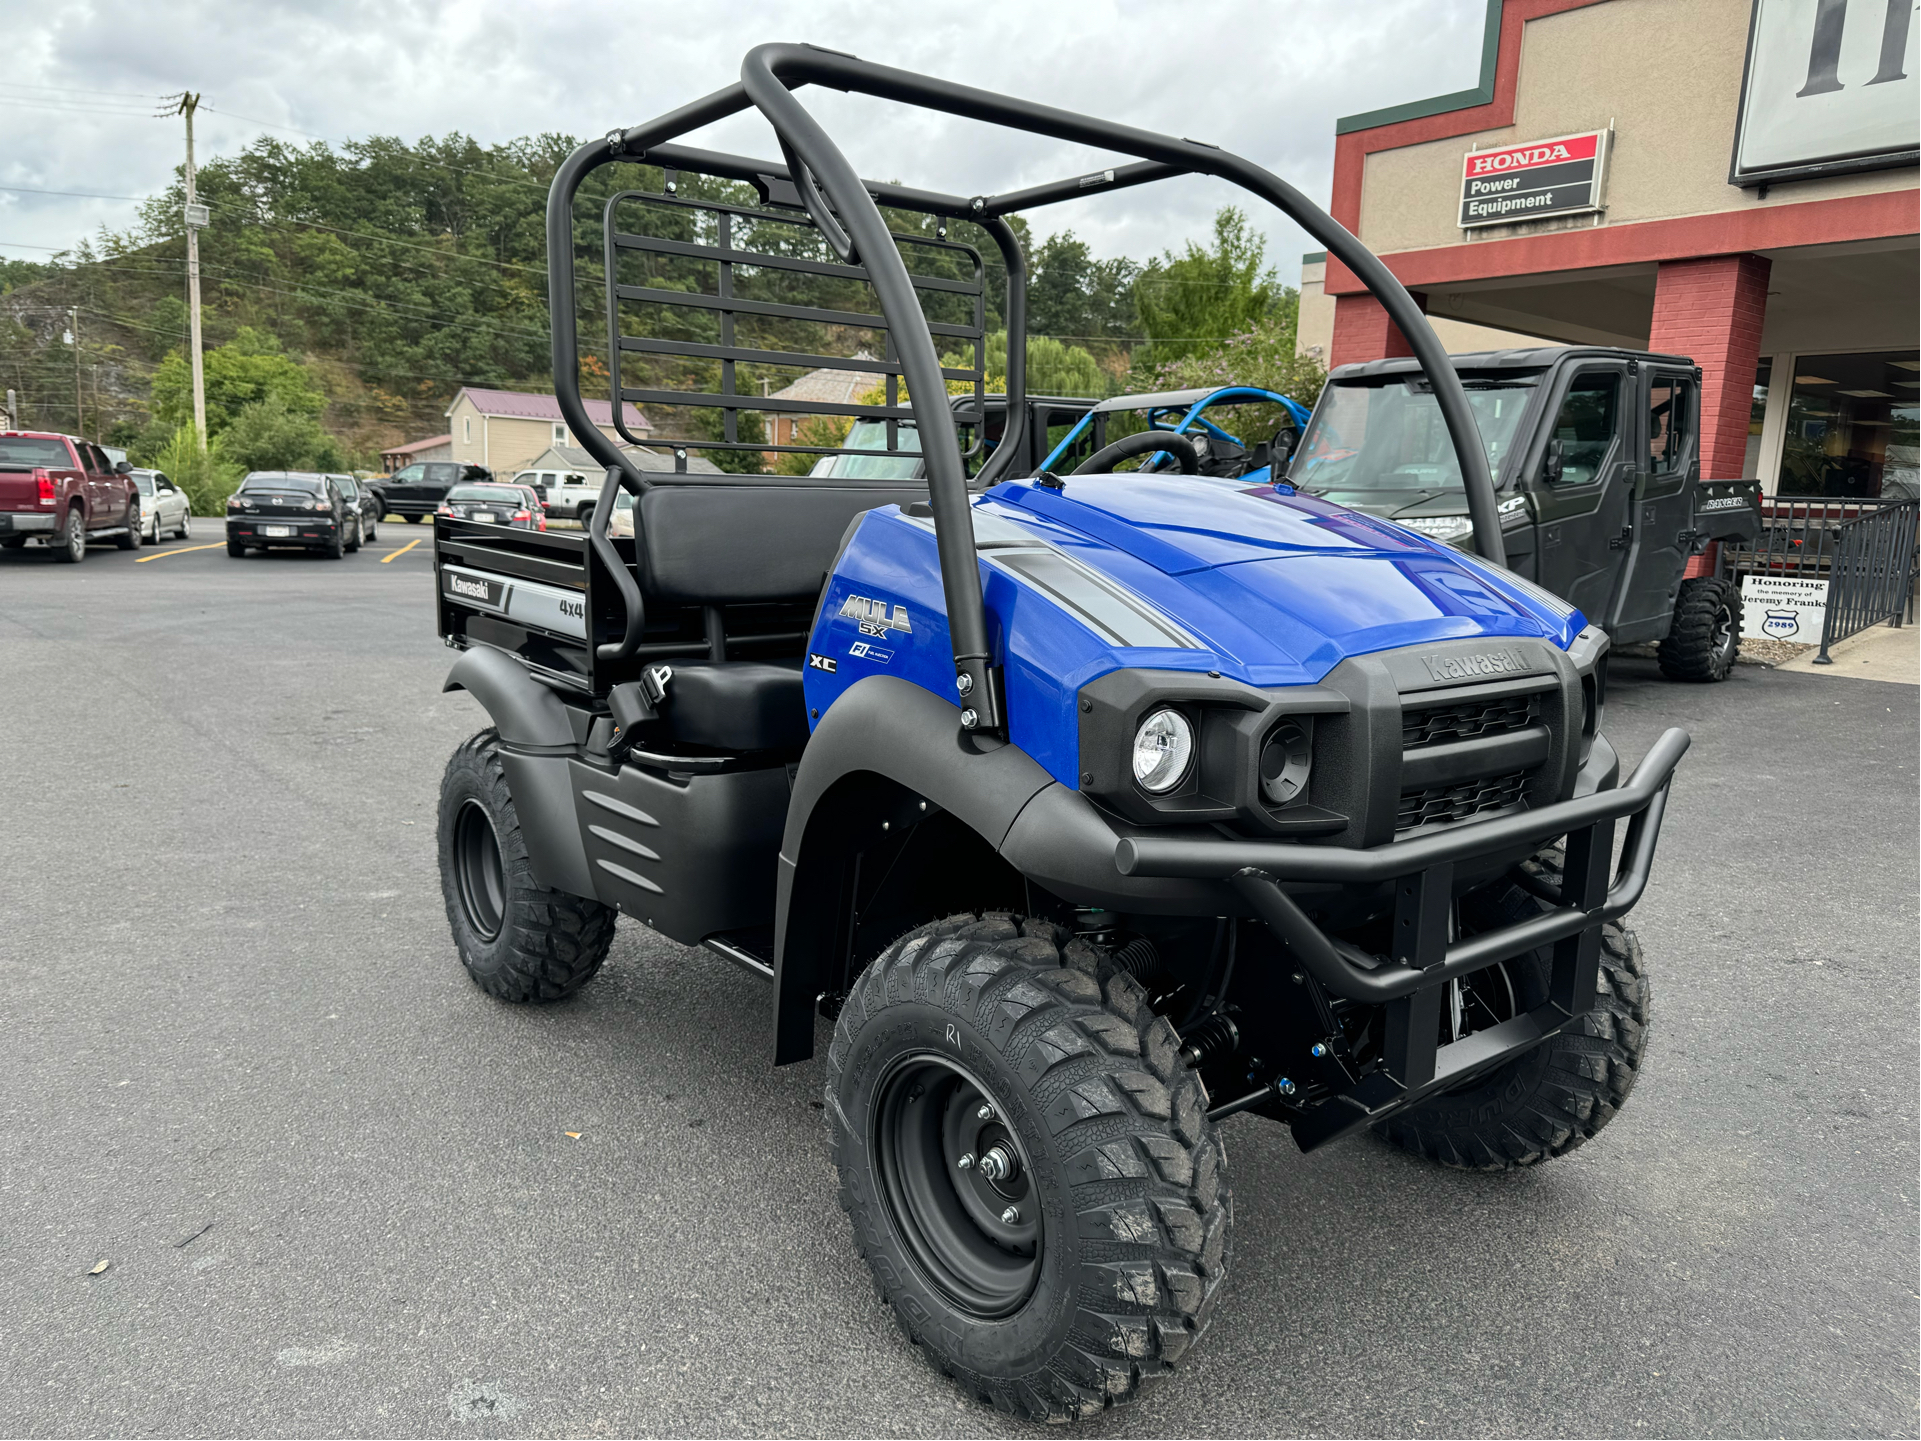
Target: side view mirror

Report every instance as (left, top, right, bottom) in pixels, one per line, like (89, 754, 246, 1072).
(1542, 438, 1565, 485)
(114, 459, 133, 474)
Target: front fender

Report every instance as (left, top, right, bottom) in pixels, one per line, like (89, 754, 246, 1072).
(772, 677, 1055, 1064)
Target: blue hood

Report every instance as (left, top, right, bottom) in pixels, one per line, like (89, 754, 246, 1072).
(985, 474, 1581, 677)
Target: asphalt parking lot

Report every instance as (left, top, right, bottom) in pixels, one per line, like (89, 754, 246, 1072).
(1, 528, 1915, 1439)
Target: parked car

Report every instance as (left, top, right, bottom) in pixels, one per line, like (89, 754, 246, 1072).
(0, 430, 142, 562)
(330, 473, 380, 543)
(385, 461, 492, 522)
(514, 466, 592, 517)
(132, 468, 192, 543)
(355, 473, 390, 519)
(225, 471, 361, 557)
(436, 482, 547, 530)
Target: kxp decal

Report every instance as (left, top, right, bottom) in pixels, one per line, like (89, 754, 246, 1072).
(838, 594, 914, 637)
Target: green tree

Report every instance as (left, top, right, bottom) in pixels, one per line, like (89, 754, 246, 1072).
(1027, 231, 1139, 348)
(216, 394, 347, 473)
(153, 423, 245, 515)
(1134, 208, 1280, 366)
(150, 327, 329, 434)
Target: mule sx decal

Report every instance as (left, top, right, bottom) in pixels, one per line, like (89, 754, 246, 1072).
(839, 594, 914, 637)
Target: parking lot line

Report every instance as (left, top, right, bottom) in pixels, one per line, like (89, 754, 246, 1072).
(134, 541, 228, 563)
(381, 537, 425, 564)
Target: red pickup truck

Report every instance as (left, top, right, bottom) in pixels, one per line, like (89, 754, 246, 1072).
(0, 431, 143, 562)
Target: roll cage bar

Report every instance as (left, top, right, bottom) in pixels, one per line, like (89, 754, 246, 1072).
(546, 43, 1505, 735)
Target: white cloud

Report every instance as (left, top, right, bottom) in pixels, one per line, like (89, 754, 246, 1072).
(0, 0, 1485, 282)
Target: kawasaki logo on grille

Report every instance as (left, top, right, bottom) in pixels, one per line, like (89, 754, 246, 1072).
(1420, 647, 1531, 683)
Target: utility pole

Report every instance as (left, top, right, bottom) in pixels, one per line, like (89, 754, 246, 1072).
(160, 91, 208, 444)
(69, 306, 81, 435)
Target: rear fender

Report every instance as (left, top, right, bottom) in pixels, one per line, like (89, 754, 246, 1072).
(442, 646, 595, 898)
(1694, 479, 1762, 544)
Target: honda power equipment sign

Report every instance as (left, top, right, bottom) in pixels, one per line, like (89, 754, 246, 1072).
(1460, 130, 1609, 228)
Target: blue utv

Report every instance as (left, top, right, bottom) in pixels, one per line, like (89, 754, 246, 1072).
(429, 46, 1689, 1424)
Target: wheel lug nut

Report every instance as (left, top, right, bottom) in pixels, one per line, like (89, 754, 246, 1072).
(978, 1144, 1018, 1181)
(976, 1104, 993, 1121)
(1310, 1042, 1328, 1058)
(1001, 1206, 1020, 1225)
(956, 1153, 975, 1170)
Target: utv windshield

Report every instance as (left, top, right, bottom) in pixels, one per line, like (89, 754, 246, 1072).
(1291, 378, 1536, 494)
(813, 419, 922, 479)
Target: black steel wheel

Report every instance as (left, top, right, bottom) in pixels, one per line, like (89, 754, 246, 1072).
(437, 728, 615, 1002)
(451, 799, 506, 942)
(829, 913, 1229, 1422)
(872, 1055, 1041, 1320)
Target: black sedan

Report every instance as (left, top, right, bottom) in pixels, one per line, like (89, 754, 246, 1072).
(435, 483, 547, 530)
(225, 471, 363, 557)
(331, 473, 380, 543)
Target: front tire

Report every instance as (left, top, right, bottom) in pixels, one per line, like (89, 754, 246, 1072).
(345, 515, 362, 553)
(118, 512, 140, 551)
(1658, 576, 1741, 681)
(1376, 849, 1650, 1170)
(828, 914, 1229, 1421)
(178, 511, 192, 540)
(437, 729, 616, 1002)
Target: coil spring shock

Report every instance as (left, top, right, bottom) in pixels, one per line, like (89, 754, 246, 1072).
(1177, 1013, 1240, 1069)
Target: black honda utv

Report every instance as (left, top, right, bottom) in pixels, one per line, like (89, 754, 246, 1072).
(430, 46, 1691, 1422)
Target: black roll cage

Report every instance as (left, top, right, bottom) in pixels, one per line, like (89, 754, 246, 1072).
(545, 43, 1506, 733)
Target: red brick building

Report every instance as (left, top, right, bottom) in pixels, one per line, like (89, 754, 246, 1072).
(1297, 0, 1919, 498)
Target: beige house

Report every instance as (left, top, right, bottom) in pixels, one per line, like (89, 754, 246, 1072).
(445, 387, 653, 475)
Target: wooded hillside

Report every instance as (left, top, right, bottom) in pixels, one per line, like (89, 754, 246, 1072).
(0, 132, 1321, 470)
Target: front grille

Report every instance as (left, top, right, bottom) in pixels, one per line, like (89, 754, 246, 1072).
(1402, 693, 1535, 749)
(1396, 770, 1528, 832)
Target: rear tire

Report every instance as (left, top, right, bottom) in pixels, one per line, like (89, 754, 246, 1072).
(405, 513, 423, 523)
(437, 728, 616, 1003)
(1, 536, 25, 550)
(226, 538, 246, 557)
(828, 913, 1229, 1421)
(1658, 576, 1741, 681)
(1376, 847, 1650, 1170)
(53, 506, 85, 563)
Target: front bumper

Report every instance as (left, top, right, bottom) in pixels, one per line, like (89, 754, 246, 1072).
(1113, 726, 1690, 1147)
(0, 511, 55, 534)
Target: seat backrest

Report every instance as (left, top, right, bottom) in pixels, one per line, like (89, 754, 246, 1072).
(635, 476, 928, 604)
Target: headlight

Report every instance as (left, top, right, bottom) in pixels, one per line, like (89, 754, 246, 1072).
(1131, 709, 1193, 793)
(1260, 720, 1312, 805)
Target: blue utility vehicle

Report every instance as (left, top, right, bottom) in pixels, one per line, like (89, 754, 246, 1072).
(429, 48, 1688, 1422)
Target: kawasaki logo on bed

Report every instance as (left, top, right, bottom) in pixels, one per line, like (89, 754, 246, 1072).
(1421, 647, 1532, 684)
(442, 570, 508, 610)
(838, 594, 914, 637)
(1459, 130, 1607, 229)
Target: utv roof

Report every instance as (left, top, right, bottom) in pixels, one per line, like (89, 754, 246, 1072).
(1087, 388, 1261, 414)
(1330, 346, 1694, 382)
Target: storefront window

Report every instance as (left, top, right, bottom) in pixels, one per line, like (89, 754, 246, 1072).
(1778, 351, 1921, 499)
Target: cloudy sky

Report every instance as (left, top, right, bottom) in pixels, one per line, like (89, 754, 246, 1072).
(0, 0, 1485, 282)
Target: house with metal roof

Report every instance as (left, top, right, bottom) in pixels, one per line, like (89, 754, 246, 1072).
(444, 386, 654, 476)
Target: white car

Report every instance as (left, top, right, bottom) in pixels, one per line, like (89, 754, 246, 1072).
(132, 469, 192, 543)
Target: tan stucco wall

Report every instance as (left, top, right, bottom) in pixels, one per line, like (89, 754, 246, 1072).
(445, 394, 627, 473)
(1357, 0, 1918, 257)
(1296, 260, 1559, 358)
